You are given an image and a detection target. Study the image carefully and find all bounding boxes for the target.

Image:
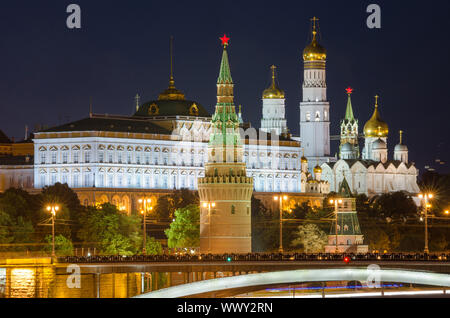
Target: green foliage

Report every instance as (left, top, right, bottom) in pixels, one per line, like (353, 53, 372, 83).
(44, 234, 74, 256)
(291, 223, 328, 253)
(364, 224, 391, 252)
(0, 210, 13, 244)
(77, 203, 141, 255)
(145, 237, 163, 255)
(251, 196, 278, 252)
(372, 192, 418, 220)
(164, 204, 199, 248)
(154, 189, 199, 220)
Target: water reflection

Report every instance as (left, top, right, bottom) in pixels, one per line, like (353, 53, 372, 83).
(0, 266, 226, 298)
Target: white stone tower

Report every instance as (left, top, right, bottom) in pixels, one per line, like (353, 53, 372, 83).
(198, 35, 253, 254)
(261, 65, 287, 136)
(300, 17, 331, 165)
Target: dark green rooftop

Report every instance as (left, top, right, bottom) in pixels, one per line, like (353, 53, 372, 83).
(40, 116, 172, 135)
(134, 99, 210, 118)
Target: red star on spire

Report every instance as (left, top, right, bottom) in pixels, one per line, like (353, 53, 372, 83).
(220, 34, 230, 47)
(346, 87, 353, 95)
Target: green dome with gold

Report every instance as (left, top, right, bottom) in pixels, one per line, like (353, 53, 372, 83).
(134, 77, 210, 118)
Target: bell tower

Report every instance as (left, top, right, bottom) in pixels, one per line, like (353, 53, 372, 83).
(300, 17, 331, 165)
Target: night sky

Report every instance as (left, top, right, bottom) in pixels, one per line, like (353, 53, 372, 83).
(0, 0, 449, 174)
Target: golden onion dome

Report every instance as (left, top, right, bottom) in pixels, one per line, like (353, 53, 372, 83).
(301, 156, 308, 163)
(364, 96, 389, 138)
(313, 165, 322, 173)
(263, 65, 285, 99)
(303, 27, 327, 62)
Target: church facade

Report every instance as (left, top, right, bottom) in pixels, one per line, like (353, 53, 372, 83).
(320, 90, 420, 197)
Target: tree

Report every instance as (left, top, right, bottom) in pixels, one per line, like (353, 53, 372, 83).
(373, 192, 418, 221)
(154, 189, 199, 220)
(145, 237, 163, 255)
(364, 226, 390, 252)
(0, 190, 36, 250)
(251, 196, 278, 252)
(44, 234, 74, 256)
(77, 203, 141, 255)
(164, 204, 199, 248)
(291, 224, 328, 253)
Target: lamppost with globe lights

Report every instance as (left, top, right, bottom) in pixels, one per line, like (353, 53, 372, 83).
(418, 193, 433, 254)
(329, 198, 343, 254)
(46, 204, 60, 257)
(274, 195, 288, 253)
(202, 202, 216, 253)
(138, 198, 152, 255)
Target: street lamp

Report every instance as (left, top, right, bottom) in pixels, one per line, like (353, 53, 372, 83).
(274, 195, 288, 253)
(46, 204, 60, 257)
(138, 198, 152, 255)
(329, 198, 343, 254)
(418, 193, 433, 254)
(202, 202, 215, 253)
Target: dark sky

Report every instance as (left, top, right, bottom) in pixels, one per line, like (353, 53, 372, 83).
(0, 0, 449, 173)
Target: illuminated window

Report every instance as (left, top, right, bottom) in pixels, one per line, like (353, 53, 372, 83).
(315, 111, 321, 122)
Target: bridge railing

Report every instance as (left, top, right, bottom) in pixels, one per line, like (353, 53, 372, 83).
(57, 253, 450, 264)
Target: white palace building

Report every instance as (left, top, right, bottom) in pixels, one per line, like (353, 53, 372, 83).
(0, 19, 420, 213)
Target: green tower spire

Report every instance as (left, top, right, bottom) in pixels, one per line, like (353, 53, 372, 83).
(209, 35, 242, 160)
(217, 44, 233, 84)
(345, 88, 355, 122)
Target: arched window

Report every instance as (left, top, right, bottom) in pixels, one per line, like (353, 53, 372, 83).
(231, 205, 235, 215)
(315, 111, 321, 122)
(306, 112, 311, 122)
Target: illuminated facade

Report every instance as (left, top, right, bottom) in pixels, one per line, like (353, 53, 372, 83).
(321, 93, 420, 197)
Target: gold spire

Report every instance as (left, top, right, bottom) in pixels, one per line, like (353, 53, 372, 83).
(303, 16, 327, 62)
(399, 130, 403, 144)
(262, 65, 285, 99)
(158, 36, 185, 101)
(364, 95, 389, 138)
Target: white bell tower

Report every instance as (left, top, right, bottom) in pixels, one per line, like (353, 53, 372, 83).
(300, 17, 330, 165)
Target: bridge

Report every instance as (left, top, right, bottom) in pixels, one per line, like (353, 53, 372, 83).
(50, 253, 450, 297)
(56, 253, 450, 275)
(134, 268, 450, 298)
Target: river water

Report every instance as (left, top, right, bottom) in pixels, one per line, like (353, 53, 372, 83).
(0, 265, 176, 298)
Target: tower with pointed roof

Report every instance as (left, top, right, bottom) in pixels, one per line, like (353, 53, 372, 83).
(339, 88, 360, 159)
(362, 95, 389, 162)
(300, 17, 331, 165)
(261, 65, 287, 136)
(197, 35, 253, 254)
(325, 177, 368, 253)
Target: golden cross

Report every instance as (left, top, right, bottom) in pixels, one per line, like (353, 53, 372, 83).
(311, 16, 319, 31)
(271, 65, 276, 81)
